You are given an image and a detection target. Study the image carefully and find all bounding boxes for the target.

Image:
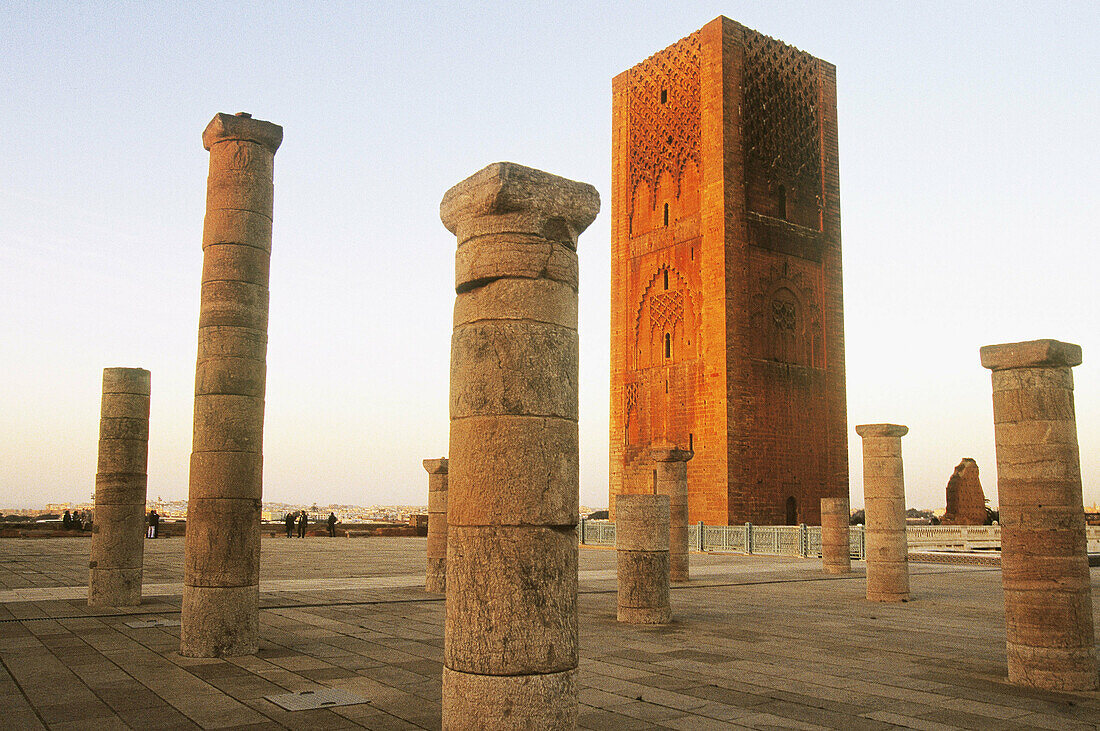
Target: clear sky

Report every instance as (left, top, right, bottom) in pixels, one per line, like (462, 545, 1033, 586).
(1, 1, 1097, 512)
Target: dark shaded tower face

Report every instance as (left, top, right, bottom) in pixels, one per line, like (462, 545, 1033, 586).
(610, 17, 848, 526)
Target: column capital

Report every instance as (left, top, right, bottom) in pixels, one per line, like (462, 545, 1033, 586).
(202, 112, 283, 153)
(651, 446, 693, 463)
(980, 339, 1082, 371)
(423, 457, 449, 474)
(440, 162, 600, 247)
(855, 423, 908, 439)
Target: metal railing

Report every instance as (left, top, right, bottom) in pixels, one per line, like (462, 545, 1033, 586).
(578, 521, 1100, 558)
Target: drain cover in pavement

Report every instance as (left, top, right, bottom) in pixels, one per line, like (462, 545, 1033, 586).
(264, 688, 369, 711)
(124, 617, 181, 628)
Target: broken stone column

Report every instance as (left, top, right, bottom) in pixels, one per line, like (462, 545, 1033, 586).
(981, 339, 1097, 691)
(424, 458, 448, 594)
(181, 112, 282, 658)
(88, 367, 150, 607)
(855, 424, 909, 602)
(440, 162, 599, 730)
(616, 494, 671, 624)
(941, 458, 987, 525)
(820, 496, 851, 574)
(652, 446, 692, 581)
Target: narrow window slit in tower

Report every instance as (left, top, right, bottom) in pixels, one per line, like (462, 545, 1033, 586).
(663, 270, 669, 290)
(664, 333, 671, 358)
(660, 89, 667, 104)
(689, 433, 694, 451)
(663, 203, 669, 226)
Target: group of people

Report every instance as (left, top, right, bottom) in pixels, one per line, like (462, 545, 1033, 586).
(285, 511, 339, 538)
(61, 510, 89, 531)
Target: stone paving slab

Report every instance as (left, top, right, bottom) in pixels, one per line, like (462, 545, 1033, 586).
(0, 537, 1096, 729)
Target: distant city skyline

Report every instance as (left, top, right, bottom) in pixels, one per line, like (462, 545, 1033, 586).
(1, 2, 1097, 512)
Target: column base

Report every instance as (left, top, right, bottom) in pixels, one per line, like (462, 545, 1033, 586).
(88, 567, 142, 607)
(180, 584, 259, 657)
(426, 559, 446, 594)
(442, 667, 576, 730)
(1008, 643, 1098, 691)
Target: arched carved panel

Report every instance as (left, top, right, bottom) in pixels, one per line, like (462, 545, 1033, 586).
(748, 260, 823, 368)
(632, 266, 697, 371)
(627, 32, 701, 226)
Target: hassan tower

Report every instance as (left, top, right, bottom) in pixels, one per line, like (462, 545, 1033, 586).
(610, 17, 848, 526)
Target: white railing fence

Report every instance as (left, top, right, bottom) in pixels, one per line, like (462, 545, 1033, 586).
(578, 520, 1100, 559)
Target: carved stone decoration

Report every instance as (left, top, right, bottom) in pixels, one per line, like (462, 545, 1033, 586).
(633, 267, 695, 370)
(748, 260, 823, 367)
(743, 32, 821, 191)
(627, 31, 701, 220)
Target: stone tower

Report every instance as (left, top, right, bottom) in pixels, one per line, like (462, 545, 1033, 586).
(610, 17, 848, 525)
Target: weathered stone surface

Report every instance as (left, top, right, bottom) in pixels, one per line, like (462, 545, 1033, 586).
(183, 498, 261, 587)
(89, 367, 149, 608)
(450, 322, 578, 419)
(424, 457, 448, 594)
(453, 277, 577, 329)
(88, 568, 142, 608)
(203, 208, 273, 251)
(445, 526, 577, 675)
(184, 112, 278, 658)
(857, 423, 909, 602)
(941, 458, 987, 525)
(93, 473, 148, 506)
(188, 451, 262, 501)
(615, 494, 670, 551)
(440, 162, 600, 248)
(191, 394, 265, 453)
(441, 162, 596, 727)
(198, 280, 269, 330)
(820, 496, 851, 574)
(180, 585, 260, 657)
(617, 551, 671, 619)
(652, 447, 691, 581)
(102, 368, 151, 395)
(983, 339, 1095, 690)
(979, 339, 1082, 371)
(88, 507, 145, 569)
(455, 236, 578, 292)
(448, 416, 578, 526)
(441, 667, 576, 731)
(201, 243, 270, 286)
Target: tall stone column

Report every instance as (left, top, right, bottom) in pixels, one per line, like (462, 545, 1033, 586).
(652, 446, 692, 581)
(440, 162, 599, 730)
(820, 496, 851, 574)
(855, 424, 909, 602)
(181, 112, 282, 658)
(424, 458, 449, 594)
(981, 339, 1097, 691)
(88, 368, 150, 607)
(616, 494, 671, 624)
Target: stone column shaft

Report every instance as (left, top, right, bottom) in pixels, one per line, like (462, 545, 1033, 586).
(982, 339, 1097, 691)
(856, 424, 909, 602)
(616, 494, 671, 624)
(440, 162, 599, 730)
(181, 112, 282, 658)
(652, 446, 692, 581)
(820, 496, 851, 574)
(89, 367, 150, 607)
(424, 458, 448, 594)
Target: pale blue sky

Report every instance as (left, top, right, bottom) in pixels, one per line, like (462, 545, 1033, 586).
(1, 1, 1097, 511)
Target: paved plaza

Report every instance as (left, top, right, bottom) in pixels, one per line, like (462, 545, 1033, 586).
(0, 536, 1097, 729)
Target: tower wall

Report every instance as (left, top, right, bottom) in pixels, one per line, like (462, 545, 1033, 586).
(610, 17, 848, 525)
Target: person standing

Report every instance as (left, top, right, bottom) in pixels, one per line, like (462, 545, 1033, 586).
(284, 512, 295, 538)
(148, 509, 159, 539)
(327, 512, 337, 537)
(297, 510, 307, 538)
(62, 510, 72, 530)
